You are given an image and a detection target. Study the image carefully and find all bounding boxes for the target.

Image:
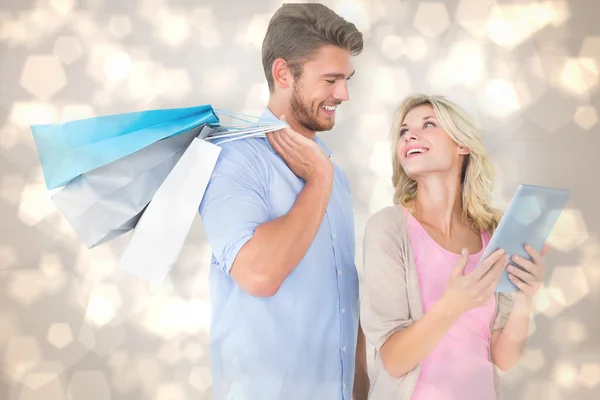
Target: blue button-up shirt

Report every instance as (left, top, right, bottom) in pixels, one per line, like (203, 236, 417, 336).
(198, 108, 359, 400)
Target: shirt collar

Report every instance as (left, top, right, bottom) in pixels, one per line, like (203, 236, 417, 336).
(259, 108, 332, 157)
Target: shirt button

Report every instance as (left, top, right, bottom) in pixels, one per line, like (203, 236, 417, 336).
(337, 269, 342, 276)
(343, 346, 346, 352)
(332, 233, 337, 239)
(343, 383, 347, 390)
(341, 308, 346, 314)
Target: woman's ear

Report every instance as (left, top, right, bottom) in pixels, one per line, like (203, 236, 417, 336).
(458, 145, 470, 155)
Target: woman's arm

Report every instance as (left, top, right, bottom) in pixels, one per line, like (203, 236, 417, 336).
(491, 244, 548, 371)
(380, 248, 508, 377)
(360, 208, 508, 379)
(490, 295, 532, 371)
(379, 297, 462, 377)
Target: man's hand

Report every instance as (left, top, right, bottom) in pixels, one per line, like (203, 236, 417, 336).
(266, 115, 333, 182)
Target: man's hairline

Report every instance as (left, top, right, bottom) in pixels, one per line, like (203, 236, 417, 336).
(278, 44, 356, 76)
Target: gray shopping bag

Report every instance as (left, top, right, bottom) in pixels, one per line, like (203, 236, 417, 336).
(52, 125, 219, 248)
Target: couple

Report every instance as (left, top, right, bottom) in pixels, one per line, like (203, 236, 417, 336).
(198, 4, 548, 400)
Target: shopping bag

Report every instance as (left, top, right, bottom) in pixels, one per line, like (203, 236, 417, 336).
(31, 105, 219, 189)
(118, 138, 222, 283)
(31, 103, 290, 283)
(118, 115, 289, 283)
(51, 124, 218, 248)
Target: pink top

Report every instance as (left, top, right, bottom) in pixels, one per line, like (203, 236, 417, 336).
(405, 209, 497, 400)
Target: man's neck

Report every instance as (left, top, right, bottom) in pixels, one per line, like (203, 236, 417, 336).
(266, 99, 316, 140)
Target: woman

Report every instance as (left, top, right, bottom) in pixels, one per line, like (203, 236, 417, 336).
(360, 94, 548, 399)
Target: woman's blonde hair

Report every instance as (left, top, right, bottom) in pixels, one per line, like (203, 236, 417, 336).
(391, 94, 502, 233)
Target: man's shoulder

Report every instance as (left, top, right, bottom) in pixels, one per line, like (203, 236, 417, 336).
(212, 135, 269, 154)
(208, 136, 274, 184)
(210, 136, 274, 168)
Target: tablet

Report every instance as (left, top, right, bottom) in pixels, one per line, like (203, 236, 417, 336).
(477, 184, 571, 292)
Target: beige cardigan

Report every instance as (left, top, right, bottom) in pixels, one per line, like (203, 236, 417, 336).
(360, 205, 514, 400)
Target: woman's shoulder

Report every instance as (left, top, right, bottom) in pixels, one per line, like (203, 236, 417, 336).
(364, 205, 410, 241)
(366, 205, 407, 228)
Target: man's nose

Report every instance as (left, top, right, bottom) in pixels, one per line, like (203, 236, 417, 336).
(334, 80, 350, 101)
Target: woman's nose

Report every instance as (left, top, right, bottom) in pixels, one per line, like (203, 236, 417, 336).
(404, 130, 419, 141)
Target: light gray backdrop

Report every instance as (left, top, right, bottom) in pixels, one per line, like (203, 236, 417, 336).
(1, 0, 599, 399)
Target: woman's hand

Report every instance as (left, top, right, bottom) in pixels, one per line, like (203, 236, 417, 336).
(507, 244, 549, 303)
(441, 248, 509, 316)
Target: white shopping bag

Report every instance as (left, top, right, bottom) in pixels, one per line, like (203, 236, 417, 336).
(118, 138, 222, 283)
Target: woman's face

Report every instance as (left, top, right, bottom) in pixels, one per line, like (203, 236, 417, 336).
(396, 104, 468, 180)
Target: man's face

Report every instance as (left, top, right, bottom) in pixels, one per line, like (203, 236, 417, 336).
(289, 45, 354, 132)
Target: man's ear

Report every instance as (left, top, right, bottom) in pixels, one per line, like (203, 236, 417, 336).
(272, 58, 292, 90)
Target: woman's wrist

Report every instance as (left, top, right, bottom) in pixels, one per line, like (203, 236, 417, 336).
(511, 292, 534, 316)
(435, 294, 464, 320)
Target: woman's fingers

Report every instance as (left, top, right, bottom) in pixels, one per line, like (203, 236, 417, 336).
(507, 264, 537, 284)
(468, 248, 505, 281)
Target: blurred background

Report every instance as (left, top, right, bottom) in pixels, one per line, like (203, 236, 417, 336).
(0, 0, 598, 399)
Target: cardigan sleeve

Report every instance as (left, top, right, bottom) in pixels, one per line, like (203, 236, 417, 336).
(492, 291, 515, 330)
(360, 206, 414, 352)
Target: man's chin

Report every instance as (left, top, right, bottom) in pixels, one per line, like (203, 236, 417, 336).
(316, 117, 335, 132)
(299, 119, 335, 133)
(321, 123, 335, 132)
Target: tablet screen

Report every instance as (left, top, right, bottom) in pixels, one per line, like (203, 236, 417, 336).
(478, 184, 571, 292)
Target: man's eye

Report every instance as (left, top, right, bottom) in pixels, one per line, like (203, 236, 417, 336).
(326, 79, 335, 84)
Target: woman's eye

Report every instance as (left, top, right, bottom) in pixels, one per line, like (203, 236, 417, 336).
(424, 122, 435, 128)
(399, 129, 407, 136)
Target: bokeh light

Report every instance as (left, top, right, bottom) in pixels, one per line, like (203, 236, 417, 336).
(1, 1, 598, 399)
(67, 371, 111, 400)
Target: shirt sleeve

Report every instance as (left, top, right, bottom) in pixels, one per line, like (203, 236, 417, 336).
(360, 207, 414, 351)
(198, 142, 270, 275)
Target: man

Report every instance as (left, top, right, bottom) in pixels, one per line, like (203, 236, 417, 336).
(199, 4, 368, 399)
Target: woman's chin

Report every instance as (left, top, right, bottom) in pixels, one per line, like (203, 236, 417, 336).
(402, 161, 457, 180)
(403, 166, 427, 180)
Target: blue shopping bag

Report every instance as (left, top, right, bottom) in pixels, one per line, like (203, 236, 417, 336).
(31, 104, 219, 189)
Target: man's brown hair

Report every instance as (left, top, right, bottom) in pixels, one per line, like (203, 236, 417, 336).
(262, 3, 364, 92)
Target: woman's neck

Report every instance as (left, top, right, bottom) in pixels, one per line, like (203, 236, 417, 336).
(413, 175, 466, 236)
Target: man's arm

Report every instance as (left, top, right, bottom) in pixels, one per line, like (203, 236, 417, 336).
(232, 172, 332, 296)
(229, 127, 334, 297)
(353, 320, 369, 400)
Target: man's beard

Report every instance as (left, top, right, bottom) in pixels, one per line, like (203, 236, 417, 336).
(289, 83, 335, 133)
